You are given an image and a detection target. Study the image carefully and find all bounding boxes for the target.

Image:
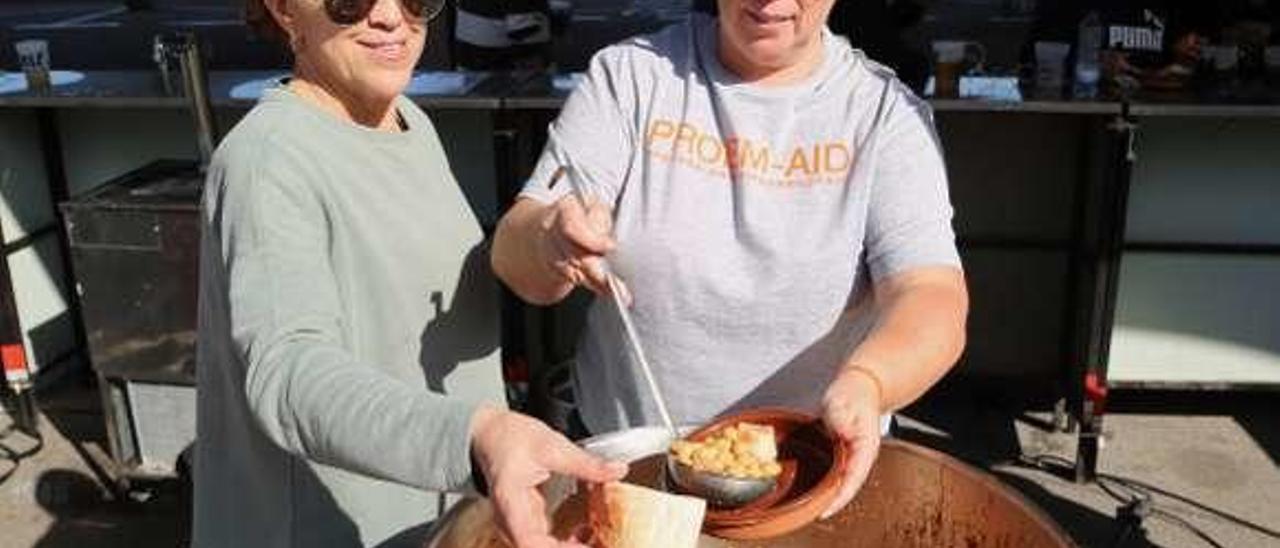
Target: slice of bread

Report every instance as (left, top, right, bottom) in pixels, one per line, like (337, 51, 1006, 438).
(586, 482, 706, 548)
(737, 422, 778, 463)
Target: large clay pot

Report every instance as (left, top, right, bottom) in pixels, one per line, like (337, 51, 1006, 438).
(426, 428, 1075, 547)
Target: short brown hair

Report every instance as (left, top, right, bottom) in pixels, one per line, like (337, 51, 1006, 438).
(245, 0, 286, 42)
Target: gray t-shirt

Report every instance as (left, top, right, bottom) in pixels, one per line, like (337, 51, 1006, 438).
(195, 87, 505, 547)
(522, 15, 960, 434)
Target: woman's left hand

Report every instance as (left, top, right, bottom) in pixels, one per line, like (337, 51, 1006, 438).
(818, 367, 884, 520)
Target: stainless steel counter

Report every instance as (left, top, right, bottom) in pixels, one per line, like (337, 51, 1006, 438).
(0, 69, 505, 110)
(1124, 82, 1280, 118)
(4, 69, 1280, 117)
(0, 68, 1259, 116)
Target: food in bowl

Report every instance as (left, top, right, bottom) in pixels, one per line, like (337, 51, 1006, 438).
(585, 481, 705, 547)
(669, 422, 784, 479)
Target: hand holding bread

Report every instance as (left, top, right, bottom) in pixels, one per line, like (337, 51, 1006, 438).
(471, 406, 629, 548)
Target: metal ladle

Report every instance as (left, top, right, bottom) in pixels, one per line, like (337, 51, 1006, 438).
(552, 156, 776, 508)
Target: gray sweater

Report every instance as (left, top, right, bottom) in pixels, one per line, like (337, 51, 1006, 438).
(194, 87, 505, 547)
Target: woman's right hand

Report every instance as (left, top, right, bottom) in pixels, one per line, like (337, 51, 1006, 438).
(491, 194, 631, 307)
(538, 196, 630, 303)
(471, 406, 628, 548)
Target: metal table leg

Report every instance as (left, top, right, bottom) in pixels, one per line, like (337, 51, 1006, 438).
(0, 196, 36, 435)
(1075, 108, 1138, 483)
(37, 108, 89, 361)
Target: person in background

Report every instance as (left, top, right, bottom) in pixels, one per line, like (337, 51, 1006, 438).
(493, 0, 968, 519)
(1027, 0, 1220, 91)
(195, 1, 624, 546)
(453, 0, 553, 70)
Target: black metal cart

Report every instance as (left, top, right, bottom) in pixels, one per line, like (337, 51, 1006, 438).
(60, 159, 203, 489)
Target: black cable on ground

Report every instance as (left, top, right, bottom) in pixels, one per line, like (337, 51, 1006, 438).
(0, 421, 45, 486)
(1103, 473, 1280, 539)
(1098, 474, 1224, 548)
(1151, 508, 1227, 548)
(0, 445, 16, 485)
(1108, 496, 1151, 548)
(1018, 452, 1280, 541)
(1000, 453, 1271, 548)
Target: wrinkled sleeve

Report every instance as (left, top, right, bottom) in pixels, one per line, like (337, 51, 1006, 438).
(207, 145, 479, 492)
(865, 88, 962, 281)
(519, 47, 635, 207)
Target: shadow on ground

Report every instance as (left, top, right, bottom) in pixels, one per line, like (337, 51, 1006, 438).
(29, 467, 187, 548)
(898, 376, 1280, 548)
(9, 370, 189, 548)
(895, 374, 1127, 547)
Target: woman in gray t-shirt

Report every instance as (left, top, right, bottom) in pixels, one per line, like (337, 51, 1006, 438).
(493, 0, 969, 519)
(196, 1, 625, 547)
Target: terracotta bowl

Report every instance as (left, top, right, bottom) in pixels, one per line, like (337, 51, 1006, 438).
(673, 408, 848, 540)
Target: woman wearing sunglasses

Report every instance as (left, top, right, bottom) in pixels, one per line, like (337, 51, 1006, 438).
(194, 1, 626, 547)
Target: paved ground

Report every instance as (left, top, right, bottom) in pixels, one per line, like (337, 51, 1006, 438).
(2, 372, 1278, 547)
(1, 372, 186, 548)
(894, 378, 1280, 547)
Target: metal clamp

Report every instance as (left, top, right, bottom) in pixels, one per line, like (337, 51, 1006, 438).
(1108, 115, 1140, 162)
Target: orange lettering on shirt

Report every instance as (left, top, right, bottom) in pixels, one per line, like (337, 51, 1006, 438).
(674, 123, 699, 156)
(785, 147, 813, 178)
(648, 120, 676, 143)
(824, 143, 851, 173)
(697, 134, 724, 164)
(645, 119, 850, 186)
(738, 138, 770, 173)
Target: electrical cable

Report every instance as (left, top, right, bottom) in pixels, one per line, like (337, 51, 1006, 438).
(999, 453, 1273, 548)
(0, 421, 44, 486)
(1014, 452, 1280, 539)
(1150, 508, 1227, 548)
(1102, 473, 1280, 539)
(0, 445, 16, 485)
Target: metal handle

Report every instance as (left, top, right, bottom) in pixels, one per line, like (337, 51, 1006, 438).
(603, 274, 678, 439)
(164, 32, 218, 168)
(552, 154, 680, 441)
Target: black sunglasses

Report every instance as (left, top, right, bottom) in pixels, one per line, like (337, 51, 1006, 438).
(324, 0, 445, 25)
